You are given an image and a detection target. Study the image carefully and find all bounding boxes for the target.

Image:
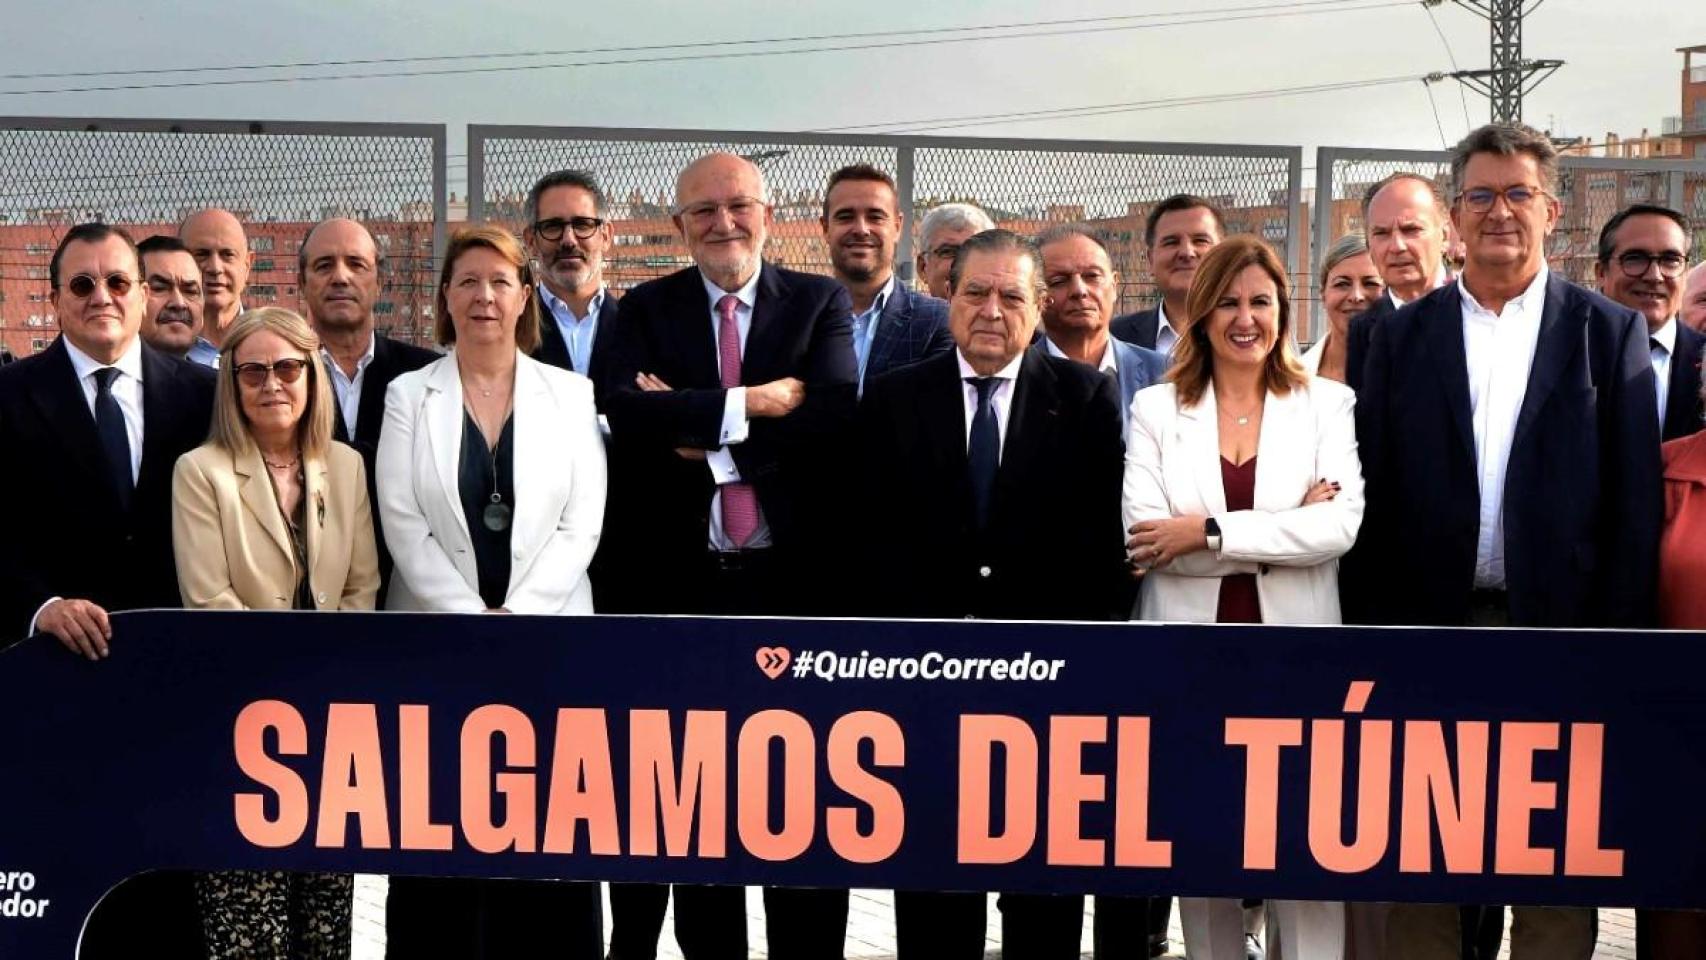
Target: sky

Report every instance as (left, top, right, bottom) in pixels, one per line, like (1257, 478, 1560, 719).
(1, 0, 1702, 195)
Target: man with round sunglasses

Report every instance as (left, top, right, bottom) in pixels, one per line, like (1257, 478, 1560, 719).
(523, 169, 620, 409)
(1595, 203, 1702, 440)
(0, 222, 215, 958)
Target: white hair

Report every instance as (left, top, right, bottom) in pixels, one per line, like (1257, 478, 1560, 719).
(919, 203, 995, 248)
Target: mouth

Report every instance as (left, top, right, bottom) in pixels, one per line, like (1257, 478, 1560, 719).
(1227, 331, 1262, 348)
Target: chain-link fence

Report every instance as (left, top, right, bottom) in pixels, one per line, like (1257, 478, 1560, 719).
(469, 126, 1304, 318)
(0, 117, 447, 357)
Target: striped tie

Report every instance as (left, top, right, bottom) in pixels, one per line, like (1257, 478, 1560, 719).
(717, 294, 759, 547)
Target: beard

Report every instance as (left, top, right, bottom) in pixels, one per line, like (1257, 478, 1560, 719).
(545, 253, 594, 290)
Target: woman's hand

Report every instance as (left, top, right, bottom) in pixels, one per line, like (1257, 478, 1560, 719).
(1126, 515, 1209, 573)
(1300, 478, 1340, 506)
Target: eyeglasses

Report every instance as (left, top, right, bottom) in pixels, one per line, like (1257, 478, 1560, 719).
(64, 272, 135, 298)
(232, 358, 310, 388)
(676, 197, 766, 222)
(1456, 185, 1546, 213)
(1613, 251, 1688, 279)
(929, 243, 963, 263)
(532, 216, 606, 242)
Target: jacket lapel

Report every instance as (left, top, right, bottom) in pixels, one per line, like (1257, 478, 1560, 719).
(1251, 387, 1304, 511)
(590, 294, 621, 385)
(741, 263, 787, 385)
(303, 455, 328, 604)
(867, 286, 908, 375)
(424, 356, 472, 546)
(236, 444, 296, 570)
(1112, 341, 1142, 437)
(992, 351, 1055, 526)
(507, 356, 550, 572)
(675, 270, 721, 387)
(352, 336, 393, 449)
(1179, 388, 1230, 515)
(31, 338, 125, 512)
(1420, 284, 1477, 464)
(1511, 274, 1578, 454)
(1665, 324, 1703, 440)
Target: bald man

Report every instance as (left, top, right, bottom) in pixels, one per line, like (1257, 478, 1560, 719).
(178, 207, 253, 361)
(1683, 262, 1706, 334)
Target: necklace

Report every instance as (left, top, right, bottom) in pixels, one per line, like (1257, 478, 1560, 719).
(1217, 397, 1261, 427)
(262, 454, 300, 471)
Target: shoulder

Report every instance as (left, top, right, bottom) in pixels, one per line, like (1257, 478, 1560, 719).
(379, 335, 440, 371)
(767, 263, 846, 305)
(325, 440, 365, 475)
(1132, 381, 1181, 420)
(0, 346, 52, 400)
(174, 441, 231, 482)
(1032, 350, 1111, 401)
(1115, 339, 1166, 371)
(624, 266, 701, 306)
(522, 353, 595, 406)
(1563, 280, 1643, 333)
(1297, 375, 1356, 414)
(386, 355, 449, 403)
(145, 344, 217, 393)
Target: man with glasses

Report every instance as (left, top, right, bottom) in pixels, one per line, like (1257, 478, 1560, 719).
(523, 169, 621, 406)
(915, 201, 995, 300)
(136, 235, 210, 361)
(1596, 203, 1701, 440)
(1357, 123, 1660, 960)
(1110, 193, 1225, 354)
(0, 222, 215, 958)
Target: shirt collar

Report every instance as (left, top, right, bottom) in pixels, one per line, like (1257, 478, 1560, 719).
(1459, 264, 1549, 316)
(1042, 334, 1117, 375)
(1156, 301, 1177, 339)
(863, 275, 897, 318)
(64, 334, 144, 384)
(956, 349, 1024, 382)
(1651, 315, 1678, 353)
(1388, 266, 1454, 308)
(538, 282, 606, 323)
(320, 331, 376, 377)
(701, 268, 762, 311)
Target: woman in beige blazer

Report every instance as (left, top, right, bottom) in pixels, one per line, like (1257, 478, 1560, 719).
(171, 306, 375, 958)
(1123, 236, 1364, 960)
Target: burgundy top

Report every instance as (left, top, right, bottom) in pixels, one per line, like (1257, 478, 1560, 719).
(1216, 456, 1263, 624)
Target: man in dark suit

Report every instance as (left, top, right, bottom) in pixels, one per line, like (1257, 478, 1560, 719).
(522, 168, 622, 403)
(1343, 173, 1452, 393)
(1109, 193, 1224, 355)
(859, 229, 1126, 960)
(0, 222, 215, 958)
(299, 217, 438, 599)
(820, 163, 952, 393)
(603, 151, 856, 960)
(1357, 124, 1660, 960)
(1595, 202, 1703, 441)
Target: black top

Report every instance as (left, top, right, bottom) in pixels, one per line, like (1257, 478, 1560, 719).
(281, 483, 314, 611)
(458, 411, 515, 611)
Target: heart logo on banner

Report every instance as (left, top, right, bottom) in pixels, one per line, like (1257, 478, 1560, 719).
(755, 646, 791, 680)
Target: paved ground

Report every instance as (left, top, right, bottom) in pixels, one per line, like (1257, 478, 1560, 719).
(350, 875, 1639, 958)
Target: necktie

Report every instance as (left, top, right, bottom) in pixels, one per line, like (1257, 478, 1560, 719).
(717, 294, 759, 547)
(966, 376, 1000, 529)
(1653, 336, 1668, 427)
(92, 367, 134, 510)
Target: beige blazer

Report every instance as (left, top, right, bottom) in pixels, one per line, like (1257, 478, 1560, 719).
(1122, 378, 1364, 625)
(377, 351, 606, 615)
(172, 441, 380, 610)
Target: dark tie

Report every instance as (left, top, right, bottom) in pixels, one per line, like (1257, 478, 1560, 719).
(966, 376, 1000, 529)
(92, 367, 134, 510)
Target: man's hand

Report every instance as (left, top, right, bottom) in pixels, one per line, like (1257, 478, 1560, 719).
(746, 377, 805, 418)
(38, 598, 112, 661)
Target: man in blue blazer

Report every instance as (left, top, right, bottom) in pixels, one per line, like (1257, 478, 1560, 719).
(1108, 194, 1224, 357)
(1594, 202, 1703, 442)
(1355, 124, 1660, 960)
(820, 163, 953, 393)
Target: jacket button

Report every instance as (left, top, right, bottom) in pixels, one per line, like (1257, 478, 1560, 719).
(979, 565, 992, 578)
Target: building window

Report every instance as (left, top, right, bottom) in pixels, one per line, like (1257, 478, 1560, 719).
(254, 258, 275, 273)
(250, 236, 274, 253)
(24, 243, 48, 256)
(247, 285, 278, 299)
(30, 338, 50, 353)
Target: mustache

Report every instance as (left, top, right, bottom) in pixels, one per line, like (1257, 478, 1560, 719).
(155, 308, 196, 326)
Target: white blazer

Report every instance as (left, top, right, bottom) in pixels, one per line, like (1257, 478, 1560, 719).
(1299, 333, 1330, 376)
(377, 351, 607, 615)
(1122, 378, 1364, 625)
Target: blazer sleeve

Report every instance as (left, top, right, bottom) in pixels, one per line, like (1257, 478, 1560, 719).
(603, 286, 730, 450)
(339, 457, 381, 611)
(730, 283, 857, 479)
(503, 377, 608, 614)
(1122, 391, 1257, 578)
(1214, 386, 1365, 567)
(171, 453, 247, 610)
(375, 379, 486, 613)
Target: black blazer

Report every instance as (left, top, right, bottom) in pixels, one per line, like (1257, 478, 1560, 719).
(532, 288, 622, 406)
(0, 337, 216, 642)
(1344, 295, 1397, 394)
(1352, 275, 1662, 628)
(857, 349, 1127, 622)
(603, 263, 856, 605)
(865, 283, 953, 382)
(1664, 321, 1705, 442)
(1109, 306, 1161, 350)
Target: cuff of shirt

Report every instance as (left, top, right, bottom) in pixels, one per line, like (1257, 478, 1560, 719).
(29, 596, 61, 637)
(720, 387, 749, 445)
(707, 446, 741, 485)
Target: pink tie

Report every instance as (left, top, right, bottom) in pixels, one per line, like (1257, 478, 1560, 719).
(717, 294, 759, 547)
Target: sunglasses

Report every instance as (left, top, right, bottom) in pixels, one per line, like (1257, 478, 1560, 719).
(232, 358, 310, 388)
(64, 272, 136, 298)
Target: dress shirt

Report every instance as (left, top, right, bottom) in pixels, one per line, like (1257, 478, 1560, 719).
(1042, 334, 1118, 377)
(1651, 316, 1677, 429)
(956, 349, 1022, 460)
(64, 336, 144, 484)
(1461, 265, 1548, 589)
(850, 274, 896, 390)
(538, 283, 605, 376)
(1388, 266, 1452, 308)
(321, 332, 376, 440)
(1154, 302, 1181, 355)
(186, 337, 220, 368)
(700, 269, 771, 551)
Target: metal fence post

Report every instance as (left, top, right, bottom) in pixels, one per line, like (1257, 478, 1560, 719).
(467, 125, 487, 224)
(895, 145, 916, 285)
(1311, 148, 1339, 345)
(431, 124, 449, 275)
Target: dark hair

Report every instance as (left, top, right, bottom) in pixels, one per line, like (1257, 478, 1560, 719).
(524, 169, 607, 224)
(136, 234, 189, 259)
(1596, 203, 1690, 264)
(1359, 172, 1446, 227)
(1449, 122, 1559, 198)
(947, 228, 1043, 299)
(297, 219, 385, 281)
(823, 163, 898, 217)
(50, 222, 138, 291)
(435, 225, 542, 354)
(1035, 222, 1111, 257)
(1168, 235, 1307, 407)
(1144, 194, 1226, 249)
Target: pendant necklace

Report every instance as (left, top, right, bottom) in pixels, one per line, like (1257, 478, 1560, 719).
(482, 427, 512, 533)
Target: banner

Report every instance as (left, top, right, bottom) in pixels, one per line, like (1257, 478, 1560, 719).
(0, 610, 1702, 955)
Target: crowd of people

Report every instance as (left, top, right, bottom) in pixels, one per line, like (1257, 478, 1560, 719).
(0, 119, 1702, 960)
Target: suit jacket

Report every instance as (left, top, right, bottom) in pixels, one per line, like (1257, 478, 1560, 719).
(1663, 320, 1705, 442)
(1110, 339, 1169, 438)
(1353, 274, 1661, 627)
(602, 262, 856, 610)
(172, 441, 379, 610)
(865, 283, 953, 382)
(1344, 295, 1397, 394)
(0, 337, 215, 643)
(378, 352, 606, 615)
(1123, 381, 1364, 625)
(1110, 306, 1161, 350)
(533, 288, 621, 406)
(858, 349, 1127, 621)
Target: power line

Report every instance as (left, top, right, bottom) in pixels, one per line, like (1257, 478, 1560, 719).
(1421, 2, 1475, 131)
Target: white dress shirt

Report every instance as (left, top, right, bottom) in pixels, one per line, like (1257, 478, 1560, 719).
(321, 332, 376, 440)
(1650, 316, 1677, 428)
(538, 283, 605, 376)
(1042, 334, 1118, 376)
(1461, 265, 1548, 589)
(851, 274, 896, 391)
(957, 350, 1022, 460)
(1154, 302, 1181, 355)
(64, 336, 144, 483)
(701, 270, 772, 550)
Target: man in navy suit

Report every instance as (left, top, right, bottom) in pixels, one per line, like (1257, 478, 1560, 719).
(603, 151, 856, 960)
(523, 168, 622, 406)
(1357, 123, 1660, 960)
(1595, 203, 1703, 441)
(820, 163, 953, 394)
(1344, 173, 1452, 393)
(1109, 194, 1224, 355)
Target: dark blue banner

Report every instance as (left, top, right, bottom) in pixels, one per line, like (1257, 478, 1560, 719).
(0, 610, 1702, 955)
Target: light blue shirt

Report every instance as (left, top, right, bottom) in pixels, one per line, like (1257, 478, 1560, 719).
(851, 275, 896, 390)
(186, 337, 220, 368)
(537, 283, 605, 376)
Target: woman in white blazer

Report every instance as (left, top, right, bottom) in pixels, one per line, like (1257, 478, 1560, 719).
(1123, 235, 1364, 960)
(1300, 233, 1383, 383)
(374, 224, 606, 958)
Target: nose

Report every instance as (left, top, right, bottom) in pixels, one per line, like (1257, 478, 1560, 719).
(168, 287, 190, 307)
(710, 205, 738, 234)
(975, 293, 1003, 321)
(86, 279, 115, 308)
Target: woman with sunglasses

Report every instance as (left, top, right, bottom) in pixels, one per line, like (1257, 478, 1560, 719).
(171, 306, 378, 958)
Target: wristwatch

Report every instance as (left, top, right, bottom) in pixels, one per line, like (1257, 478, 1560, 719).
(1204, 517, 1222, 553)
